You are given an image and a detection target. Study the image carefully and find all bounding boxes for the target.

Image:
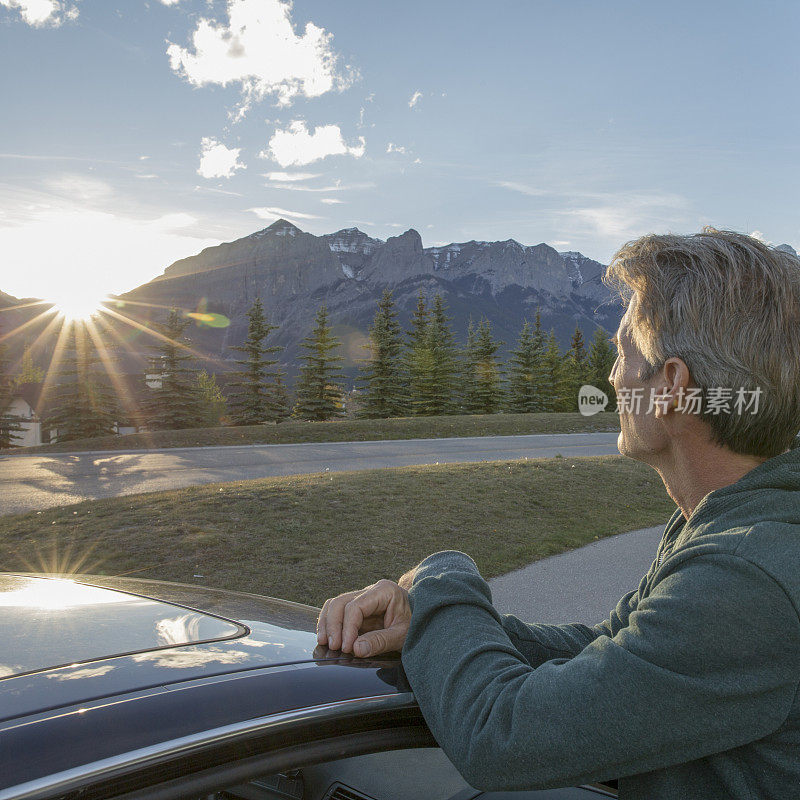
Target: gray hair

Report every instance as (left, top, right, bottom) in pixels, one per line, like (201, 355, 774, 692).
(603, 228, 800, 458)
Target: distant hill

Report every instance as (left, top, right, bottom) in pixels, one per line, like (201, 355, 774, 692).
(118, 219, 623, 380)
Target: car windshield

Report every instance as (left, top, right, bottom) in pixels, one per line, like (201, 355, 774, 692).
(0, 575, 246, 679)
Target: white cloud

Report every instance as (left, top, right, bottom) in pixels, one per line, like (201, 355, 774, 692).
(135, 174, 159, 180)
(44, 174, 114, 201)
(358, 221, 401, 229)
(193, 185, 243, 197)
(408, 91, 422, 108)
(197, 137, 245, 179)
(321, 198, 344, 205)
(495, 180, 548, 197)
(0, 0, 76, 26)
(750, 230, 771, 244)
(249, 206, 321, 221)
(0, 207, 218, 298)
(563, 192, 688, 240)
(266, 181, 375, 193)
(386, 143, 407, 155)
(158, 0, 182, 4)
(263, 120, 365, 167)
(166, 0, 354, 116)
(264, 171, 320, 182)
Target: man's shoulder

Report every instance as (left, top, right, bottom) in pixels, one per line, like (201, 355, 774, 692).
(664, 510, 798, 573)
(666, 519, 800, 612)
(733, 522, 800, 606)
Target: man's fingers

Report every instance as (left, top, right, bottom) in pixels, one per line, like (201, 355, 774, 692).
(316, 599, 330, 646)
(325, 597, 348, 651)
(320, 590, 359, 651)
(341, 597, 367, 653)
(318, 581, 408, 654)
(341, 581, 399, 652)
(353, 624, 407, 657)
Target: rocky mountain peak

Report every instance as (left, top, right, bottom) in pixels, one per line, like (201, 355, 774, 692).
(360, 228, 430, 283)
(323, 227, 383, 256)
(777, 243, 798, 257)
(559, 250, 609, 303)
(389, 228, 424, 251)
(253, 218, 303, 239)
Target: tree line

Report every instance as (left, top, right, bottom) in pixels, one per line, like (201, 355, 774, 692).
(346, 290, 615, 420)
(0, 292, 617, 444)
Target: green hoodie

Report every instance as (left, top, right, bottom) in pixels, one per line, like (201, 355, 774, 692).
(402, 436, 800, 799)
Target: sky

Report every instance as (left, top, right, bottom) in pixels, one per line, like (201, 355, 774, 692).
(1, 0, 799, 304)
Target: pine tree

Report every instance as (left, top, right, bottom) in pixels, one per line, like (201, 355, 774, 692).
(539, 330, 563, 412)
(506, 314, 547, 413)
(406, 293, 432, 416)
(13, 344, 44, 387)
(588, 326, 618, 407)
(145, 309, 203, 431)
(196, 370, 227, 427)
(228, 298, 288, 424)
(559, 325, 590, 411)
(0, 327, 25, 447)
(293, 305, 345, 421)
(357, 289, 408, 418)
(272, 372, 289, 421)
(460, 319, 479, 413)
(464, 319, 504, 414)
(45, 323, 117, 443)
(425, 294, 459, 415)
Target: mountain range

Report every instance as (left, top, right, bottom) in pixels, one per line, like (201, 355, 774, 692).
(116, 219, 622, 379)
(9, 223, 794, 383)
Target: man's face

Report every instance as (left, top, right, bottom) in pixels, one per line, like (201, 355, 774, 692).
(609, 302, 665, 463)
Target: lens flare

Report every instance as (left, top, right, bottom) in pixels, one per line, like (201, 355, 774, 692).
(185, 311, 231, 328)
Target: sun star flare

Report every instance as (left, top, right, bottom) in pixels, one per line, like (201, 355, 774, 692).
(51, 293, 108, 322)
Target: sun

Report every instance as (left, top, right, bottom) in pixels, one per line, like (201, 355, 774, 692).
(51, 292, 107, 322)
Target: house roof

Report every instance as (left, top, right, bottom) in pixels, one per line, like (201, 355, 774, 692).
(6, 382, 45, 414)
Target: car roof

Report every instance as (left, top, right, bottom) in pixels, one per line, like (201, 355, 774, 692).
(0, 574, 411, 793)
(0, 573, 407, 721)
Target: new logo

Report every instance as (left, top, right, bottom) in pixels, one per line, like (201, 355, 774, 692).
(578, 384, 608, 416)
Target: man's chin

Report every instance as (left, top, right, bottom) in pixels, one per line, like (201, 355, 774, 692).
(617, 429, 643, 461)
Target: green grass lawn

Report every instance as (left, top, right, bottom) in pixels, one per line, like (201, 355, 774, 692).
(0, 455, 672, 607)
(14, 412, 620, 454)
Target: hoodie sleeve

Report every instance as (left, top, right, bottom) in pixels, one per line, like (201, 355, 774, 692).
(499, 551, 661, 666)
(401, 550, 800, 791)
(499, 614, 601, 665)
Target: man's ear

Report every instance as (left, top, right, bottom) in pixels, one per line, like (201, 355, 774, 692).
(661, 357, 692, 411)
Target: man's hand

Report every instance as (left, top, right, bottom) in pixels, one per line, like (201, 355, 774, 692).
(317, 579, 411, 658)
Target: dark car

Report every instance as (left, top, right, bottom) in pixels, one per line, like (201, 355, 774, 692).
(0, 573, 618, 800)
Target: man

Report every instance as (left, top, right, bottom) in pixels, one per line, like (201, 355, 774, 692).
(317, 229, 800, 799)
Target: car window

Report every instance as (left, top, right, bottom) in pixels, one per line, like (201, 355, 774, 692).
(176, 748, 618, 800)
(0, 576, 246, 678)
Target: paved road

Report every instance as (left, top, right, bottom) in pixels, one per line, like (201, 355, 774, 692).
(489, 525, 665, 624)
(0, 432, 621, 515)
